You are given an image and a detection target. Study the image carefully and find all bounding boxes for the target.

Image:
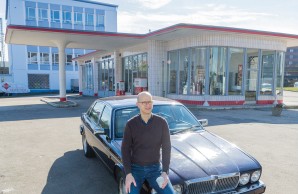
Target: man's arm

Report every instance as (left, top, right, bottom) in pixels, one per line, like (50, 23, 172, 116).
(161, 120, 171, 174)
(121, 123, 132, 175)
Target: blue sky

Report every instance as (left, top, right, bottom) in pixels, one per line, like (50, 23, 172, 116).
(0, 0, 298, 34)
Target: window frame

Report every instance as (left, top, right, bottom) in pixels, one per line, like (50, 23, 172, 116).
(96, 14, 104, 27)
(26, 7, 36, 20)
(40, 52, 50, 64)
(51, 10, 60, 23)
(74, 12, 83, 25)
(38, 8, 48, 21)
(28, 52, 38, 64)
(86, 13, 94, 26)
(63, 10, 72, 24)
(52, 53, 59, 65)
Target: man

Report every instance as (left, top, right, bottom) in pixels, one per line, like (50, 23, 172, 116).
(121, 91, 175, 194)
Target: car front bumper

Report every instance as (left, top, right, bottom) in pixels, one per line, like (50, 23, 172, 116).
(236, 180, 266, 194)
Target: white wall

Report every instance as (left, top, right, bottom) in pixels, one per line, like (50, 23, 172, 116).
(6, 0, 118, 91)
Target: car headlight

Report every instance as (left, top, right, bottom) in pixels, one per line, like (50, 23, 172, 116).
(173, 184, 182, 194)
(239, 173, 250, 185)
(251, 170, 261, 182)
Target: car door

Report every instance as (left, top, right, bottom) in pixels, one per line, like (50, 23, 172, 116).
(93, 105, 116, 170)
(83, 101, 105, 149)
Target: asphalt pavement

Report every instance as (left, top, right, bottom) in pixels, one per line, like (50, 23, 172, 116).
(0, 92, 298, 194)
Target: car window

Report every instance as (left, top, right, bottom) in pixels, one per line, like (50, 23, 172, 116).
(152, 105, 200, 131)
(89, 102, 105, 124)
(114, 105, 201, 138)
(99, 106, 111, 130)
(114, 107, 139, 138)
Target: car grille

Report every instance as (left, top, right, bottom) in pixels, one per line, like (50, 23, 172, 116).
(185, 173, 239, 194)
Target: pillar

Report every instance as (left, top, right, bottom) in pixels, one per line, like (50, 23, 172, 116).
(53, 40, 70, 102)
(78, 60, 83, 95)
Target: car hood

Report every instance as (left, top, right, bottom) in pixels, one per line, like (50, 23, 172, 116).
(114, 130, 261, 181)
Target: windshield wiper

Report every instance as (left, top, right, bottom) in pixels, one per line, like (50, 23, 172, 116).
(171, 125, 202, 135)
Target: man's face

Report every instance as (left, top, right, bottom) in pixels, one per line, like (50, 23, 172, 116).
(137, 94, 153, 115)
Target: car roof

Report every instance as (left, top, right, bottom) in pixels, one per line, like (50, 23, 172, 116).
(95, 95, 182, 108)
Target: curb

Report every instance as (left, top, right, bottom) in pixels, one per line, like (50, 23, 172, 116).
(40, 98, 78, 108)
(187, 104, 298, 111)
(187, 105, 274, 111)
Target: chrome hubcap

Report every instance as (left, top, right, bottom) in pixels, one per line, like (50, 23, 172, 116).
(119, 177, 126, 194)
(83, 136, 87, 153)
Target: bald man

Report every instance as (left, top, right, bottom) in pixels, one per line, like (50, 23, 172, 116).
(121, 91, 175, 194)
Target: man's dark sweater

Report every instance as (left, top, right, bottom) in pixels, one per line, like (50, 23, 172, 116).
(121, 114, 171, 175)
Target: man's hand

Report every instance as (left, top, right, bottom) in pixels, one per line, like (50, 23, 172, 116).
(125, 173, 136, 193)
(160, 172, 169, 189)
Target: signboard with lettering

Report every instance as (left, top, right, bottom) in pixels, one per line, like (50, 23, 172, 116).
(1, 82, 30, 93)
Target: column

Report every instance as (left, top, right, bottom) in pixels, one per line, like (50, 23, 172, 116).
(78, 60, 83, 95)
(147, 40, 166, 96)
(53, 40, 70, 102)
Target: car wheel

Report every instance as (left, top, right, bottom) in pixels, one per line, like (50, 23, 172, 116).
(82, 133, 94, 158)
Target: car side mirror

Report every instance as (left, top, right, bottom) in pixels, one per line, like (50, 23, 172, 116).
(93, 127, 105, 135)
(198, 119, 208, 127)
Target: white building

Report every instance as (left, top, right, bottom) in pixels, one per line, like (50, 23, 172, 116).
(5, 2, 298, 105)
(5, 0, 117, 93)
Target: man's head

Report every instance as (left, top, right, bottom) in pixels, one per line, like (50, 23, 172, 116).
(136, 91, 153, 115)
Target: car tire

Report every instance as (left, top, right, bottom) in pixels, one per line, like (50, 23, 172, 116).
(82, 133, 95, 158)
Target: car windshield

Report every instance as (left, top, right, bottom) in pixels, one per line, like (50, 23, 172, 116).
(114, 104, 202, 138)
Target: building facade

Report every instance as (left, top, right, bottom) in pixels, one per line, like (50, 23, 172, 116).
(5, 0, 117, 93)
(73, 24, 297, 106)
(284, 46, 298, 86)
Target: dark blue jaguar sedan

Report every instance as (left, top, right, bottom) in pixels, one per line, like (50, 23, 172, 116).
(80, 96, 266, 194)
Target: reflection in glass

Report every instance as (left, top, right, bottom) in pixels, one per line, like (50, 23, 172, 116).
(191, 47, 206, 95)
(260, 50, 274, 95)
(168, 51, 178, 94)
(276, 52, 285, 95)
(228, 48, 244, 95)
(245, 49, 259, 101)
(179, 49, 189, 95)
(209, 47, 227, 95)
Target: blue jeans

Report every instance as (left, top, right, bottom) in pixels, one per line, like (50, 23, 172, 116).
(129, 163, 175, 194)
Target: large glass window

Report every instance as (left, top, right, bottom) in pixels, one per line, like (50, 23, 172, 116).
(96, 14, 104, 26)
(191, 47, 206, 95)
(74, 12, 83, 25)
(123, 57, 132, 93)
(99, 59, 114, 91)
(228, 48, 244, 95)
(26, 7, 36, 20)
(209, 47, 227, 95)
(260, 50, 275, 95)
(51, 10, 60, 23)
(40, 53, 49, 64)
(28, 52, 38, 64)
(86, 13, 94, 26)
(122, 53, 148, 94)
(38, 8, 48, 21)
(276, 51, 285, 95)
(179, 49, 189, 95)
(84, 63, 93, 90)
(63, 11, 71, 24)
(245, 49, 259, 101)
(168, 51, 178, 94)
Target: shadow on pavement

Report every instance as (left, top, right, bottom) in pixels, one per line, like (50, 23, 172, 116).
(41, 150, 117, 194)
(0, 96, 96, 122)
